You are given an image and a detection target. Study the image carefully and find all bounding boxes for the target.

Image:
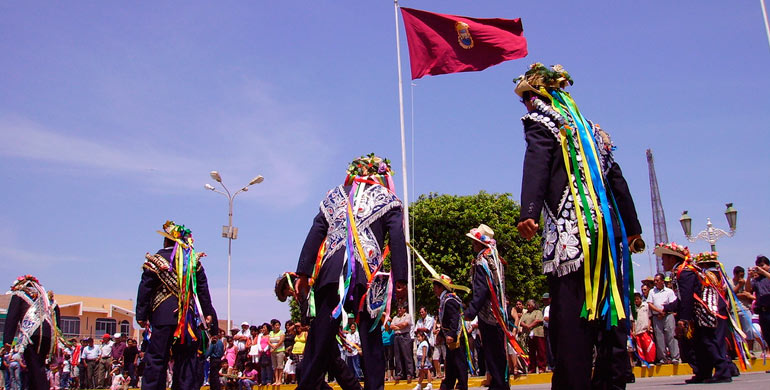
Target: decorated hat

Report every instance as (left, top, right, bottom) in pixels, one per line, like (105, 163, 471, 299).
(466, 224, 496, 246)
(694, 251, 719, 265)
(514, 63, 574, 99)
(274, 272, 296, 302)
(653, 242, 690, 260)
(430, 274, 470, 293)
(157, 220, 193, 247)
(10, 275, 40, 291)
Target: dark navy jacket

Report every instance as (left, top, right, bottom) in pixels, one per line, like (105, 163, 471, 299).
(438, 293, 463, 341)
(3, 295, 60, 347)
(135, 247, 218, 333)
(296, 185, 408, 290)
(518, 115, 642, 238)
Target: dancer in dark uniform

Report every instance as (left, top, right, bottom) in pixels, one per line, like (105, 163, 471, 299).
(136, 221, 218, 390)
(2, 275, 60, 390)
(294, 154, 408, 390)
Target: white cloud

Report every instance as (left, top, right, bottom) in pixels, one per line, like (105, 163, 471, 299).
(0, 78, 334, 207)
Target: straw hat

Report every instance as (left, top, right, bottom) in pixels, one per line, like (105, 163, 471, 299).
(466, 224, 495, 246)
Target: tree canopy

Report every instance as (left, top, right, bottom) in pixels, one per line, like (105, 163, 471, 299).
(408, 191, 546, 314)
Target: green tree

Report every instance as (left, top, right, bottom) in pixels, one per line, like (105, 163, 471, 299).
(288, 297, 301, 323)
(409, 191, 546, 314)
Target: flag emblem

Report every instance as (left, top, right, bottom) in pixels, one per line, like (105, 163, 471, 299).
(455, 21, 474, 49)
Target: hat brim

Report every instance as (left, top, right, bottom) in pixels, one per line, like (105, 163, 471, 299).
(653, 247, 686, 259)
(514, 79, 552, 100)
(465, 232, 488, 246)
(430, 277, 470, 294)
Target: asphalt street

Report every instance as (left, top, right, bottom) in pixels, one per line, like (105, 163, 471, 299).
(468, 371, 770, 389)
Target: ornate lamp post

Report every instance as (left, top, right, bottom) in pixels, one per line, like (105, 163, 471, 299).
(205, 171, 264, 327)
(679, 203, 737, 252)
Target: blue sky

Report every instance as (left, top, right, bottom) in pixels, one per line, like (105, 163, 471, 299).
(2, 1, 769, 327)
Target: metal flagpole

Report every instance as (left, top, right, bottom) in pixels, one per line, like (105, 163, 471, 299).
(761, 0, 770, 51)
(393, 0, 415, 320)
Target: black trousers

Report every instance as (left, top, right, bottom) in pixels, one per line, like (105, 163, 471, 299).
(141, 324, 204, 390)
(440, 340, 468, 390)
(678, 333, 699, 378)
(297, 285, 361, 390)
(693, 318, 731, 381)
(125, 361, 137, 387)
(478, 321, 508, 390)
(393, 333, 414, 379)
(23, 336, 52, 390)
(209, 358, 222, 390)
(548, 268, 631, 390)
(474, 336, 486, 376)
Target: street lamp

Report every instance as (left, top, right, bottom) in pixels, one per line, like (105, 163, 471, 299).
(205, 171, 264, 328)
(679, 203, 737, 252)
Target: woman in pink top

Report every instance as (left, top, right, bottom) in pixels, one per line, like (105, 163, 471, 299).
(224, 336, 238, 374)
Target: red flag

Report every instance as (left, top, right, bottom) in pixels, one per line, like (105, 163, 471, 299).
(400, 7, 528, 80)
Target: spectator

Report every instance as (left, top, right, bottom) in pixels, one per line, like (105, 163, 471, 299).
(122, 339, 138, 387)
(343, 323, 363, 380)
(293, 322, 308, 384)
(631, 292, 653, 365)
(238, 362, 258, 390)
(97, 334, 114, 388)
(283, 321, 296, 384)
(412, 307, 436, 379)
(247, 326, 260, 364)
(542, 293, 553, 371)
(108, 364, 127, 390)
(268, 319, 285, 385)
(205, 332, 224, 390)
(520, 299, 546, 373)
(414, 331, 433, 390)
(110, 334, 125, 369)
(746, 256, 770, 355)
(381, 324, 395, 381)
(234, 323, 250, 372)
(257, 324, 273, 386)
(506, 299, 522, 376)
(8, 347, 24, 390)
(388, 305, 414, 383)
(431, 323, 444, 380)
(61, 353, 72, 390)
(647, 273, 680, 364)
(81, 338, 100, 389)
(641, 279, 653, 299)
(731, 266, 757, 353)
(224, 336, 237, 375)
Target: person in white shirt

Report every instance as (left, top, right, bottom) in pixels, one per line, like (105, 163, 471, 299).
(81, 338, 101, 389)
(234, 322, 250, 372)
(646, 273, 680, 364)
(97, 334, 114, 388)
(344, 323, 362, 380)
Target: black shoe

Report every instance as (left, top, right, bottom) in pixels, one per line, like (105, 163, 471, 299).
(684, 376, 706, 384)
(626, 374, 636, 384)
(704, 377, 732, 384)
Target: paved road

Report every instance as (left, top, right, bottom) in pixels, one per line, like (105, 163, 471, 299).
(468, 371, 770, 389)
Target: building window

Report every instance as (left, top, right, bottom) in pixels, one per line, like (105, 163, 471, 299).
(120, 320, 130, 336)
(95, 318, 116, 337)
(60, 316, 81, 338)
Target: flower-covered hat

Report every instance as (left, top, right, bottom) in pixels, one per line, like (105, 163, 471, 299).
(344, 153, 395, 189)
(514, 63, 574, 99)
(11, 275, 40, 291)
(653, 242, 690, 260)
(694, 251, 719, 265)
(466, 224, 496, 247)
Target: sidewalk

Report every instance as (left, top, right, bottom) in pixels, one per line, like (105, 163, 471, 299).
(222, 358, 769, 390)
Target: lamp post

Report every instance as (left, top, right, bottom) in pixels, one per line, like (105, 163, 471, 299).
(679, 203, 737, 252)
(205, 171, 264, 328)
